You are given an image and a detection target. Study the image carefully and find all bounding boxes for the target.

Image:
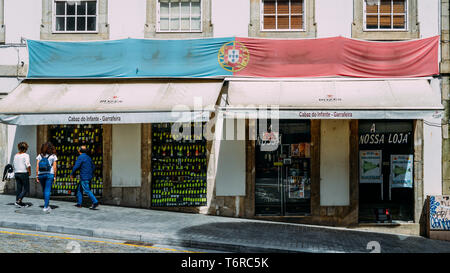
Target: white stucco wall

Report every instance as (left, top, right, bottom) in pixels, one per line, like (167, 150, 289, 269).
(316, 0, 353, 38)
(212, 0, 250, 37)
(4, 0, 41, 43)
(418, 0, 440, 38)
(112, 124, 141, 187)
(320, 120, 350, 206)
(108, 0, 146, 40)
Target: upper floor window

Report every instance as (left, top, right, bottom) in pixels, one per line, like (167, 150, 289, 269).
(261, 0, 304, 31)
(53, 0, 98, 33)
(157, 0, 202, 32)
(364, 0, 407, 31)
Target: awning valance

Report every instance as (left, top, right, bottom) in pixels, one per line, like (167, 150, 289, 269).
(220, 78, 444, 120)
(0, 80, 223, 125)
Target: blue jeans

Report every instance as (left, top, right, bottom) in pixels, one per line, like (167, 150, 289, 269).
(39, 173, 54, 208)
(77, 180, 98, 205)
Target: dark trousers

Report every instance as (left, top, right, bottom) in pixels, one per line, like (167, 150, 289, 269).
(15, 173, 30, 201)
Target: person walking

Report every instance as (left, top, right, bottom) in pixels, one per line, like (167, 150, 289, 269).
(13, 142, 31, 208)
(36, 142, 58, 213)
(70, 145, 99, 209)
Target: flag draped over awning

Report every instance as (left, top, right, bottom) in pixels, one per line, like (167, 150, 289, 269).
(26, 36, 439, 79)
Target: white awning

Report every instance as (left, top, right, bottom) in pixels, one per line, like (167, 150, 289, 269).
(0, 80, 223, 125)
(220, 79, 444, 120)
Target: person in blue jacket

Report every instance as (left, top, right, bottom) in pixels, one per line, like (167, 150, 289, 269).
(70, 145, 99, 209)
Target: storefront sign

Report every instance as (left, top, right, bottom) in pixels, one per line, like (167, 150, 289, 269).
(390, 155, 413, 188)
(359, 150, 383, 184)
(258, 131, 280, 152)
(359, 133, 410, 145)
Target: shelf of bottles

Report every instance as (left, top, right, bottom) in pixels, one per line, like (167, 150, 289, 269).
(151, 122, 207, 207)
(49, 124, 103, 196)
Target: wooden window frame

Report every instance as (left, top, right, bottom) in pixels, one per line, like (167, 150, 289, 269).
(363, 0, 407, 31)
(260, 0, 305, 32)
(52, 0, 99, 33)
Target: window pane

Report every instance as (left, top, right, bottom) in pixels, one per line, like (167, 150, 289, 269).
(77, 2, 87, 15)
(380, 0, 391, 13)
(56, 17, 65, 31)
(56, 2, 66, 15)
(181, 17, 190, 30)
(191, 17, 201, 30)
(77, 16, 86, 31)
(393, 0, 405, 13)
(171, 2, 180, 17)
(393, 15, 405, 28)
(366, 1, 378, 14)
(87, 16, 96, 30)
(181, 2, 190, 17)
(380, 15, 391, 28)
(366, 15, 378, 29)
(291, 0, 303, 14)
(66, 16, 75, 31)
(191, 0, 201, 16)
(160, 2, 169, 16)
(67, 3, 76, 15)
(160, 18, 169, 30)
(291, 15, 302, 29)
(263, 15, 276, 29)
(87, 1, 96, 15)
(277, 1, 289, 15)
(263, 1, 276, 14)
(171, 18, 180, 30)
(277, 15, 289, 29)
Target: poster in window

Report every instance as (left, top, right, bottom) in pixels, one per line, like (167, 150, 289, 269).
(359, 150, 382, 183)
(390, 154, 413, 188)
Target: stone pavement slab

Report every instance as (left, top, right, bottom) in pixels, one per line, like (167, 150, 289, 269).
(1, 195, 450, 253)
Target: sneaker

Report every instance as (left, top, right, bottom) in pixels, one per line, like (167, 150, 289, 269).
(75, 204, 82, 208)
(19, 202, 29, 208)
(15, 201, 24, 208)
(90, 203, 99, 210)
(43, 207, 52, 213)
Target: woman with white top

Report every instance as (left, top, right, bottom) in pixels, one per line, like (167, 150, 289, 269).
(36, 142, 58, 213)
(13, 142, 31, 207)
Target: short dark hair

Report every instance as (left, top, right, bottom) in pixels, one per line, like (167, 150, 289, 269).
(18, 142, 28, 153)
(79, 146, 88, 153)
(40, 142, 56, 156)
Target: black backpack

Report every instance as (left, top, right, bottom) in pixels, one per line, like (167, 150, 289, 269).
(2, 164, 14, 181)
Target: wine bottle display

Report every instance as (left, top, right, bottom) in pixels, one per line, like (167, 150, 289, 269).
(49, 124, 104, 196)
(151, 122, 207, 207)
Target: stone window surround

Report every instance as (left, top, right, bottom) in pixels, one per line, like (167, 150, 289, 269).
(352, 0, 420, 40)
(249, 0, 316, 38)
(145, 0, 213, 38)
(0, 0, 4, 43)
(41, 0, 109, 41)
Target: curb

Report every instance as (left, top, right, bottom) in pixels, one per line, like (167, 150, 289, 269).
(0, 220, 318, 253)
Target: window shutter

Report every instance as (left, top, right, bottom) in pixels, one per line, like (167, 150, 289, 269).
(291, 0, 303, 14)
(393, 15, 405, 28)
(380, 15, 391, 28)
(277, 0, 289, 15)
(291, 15, 302, 29)
(393, 0, 405, 13)
(264, 16, 276, 29)
(380, 0, 391, 13)
(263, 1, 276, 14)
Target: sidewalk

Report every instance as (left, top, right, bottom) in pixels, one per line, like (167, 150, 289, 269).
(1, 195, 449, 253)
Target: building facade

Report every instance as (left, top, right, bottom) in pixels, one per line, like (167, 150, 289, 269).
(0, 0, 446, 232)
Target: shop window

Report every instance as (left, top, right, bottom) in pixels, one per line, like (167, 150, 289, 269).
(352, 0, 419, 40)
(53, 1, 98, 33)
(49, 124, 103, 197)
(261, 0, 304, 31)
(156, 0, 202, 32)
(151, 122, 207, 207)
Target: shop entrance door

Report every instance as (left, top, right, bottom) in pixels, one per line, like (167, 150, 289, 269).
(255, 120, 311, 216)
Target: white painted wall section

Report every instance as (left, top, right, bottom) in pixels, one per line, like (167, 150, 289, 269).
(108, 0, 146, 39)
(418, 0, 439, 38)
(112, 124, 141, 187)
(4, 0, 41, 43)
(212, 0, 250, 37)
(316, 0, 353, 38)
(320, 120, 350, 206)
